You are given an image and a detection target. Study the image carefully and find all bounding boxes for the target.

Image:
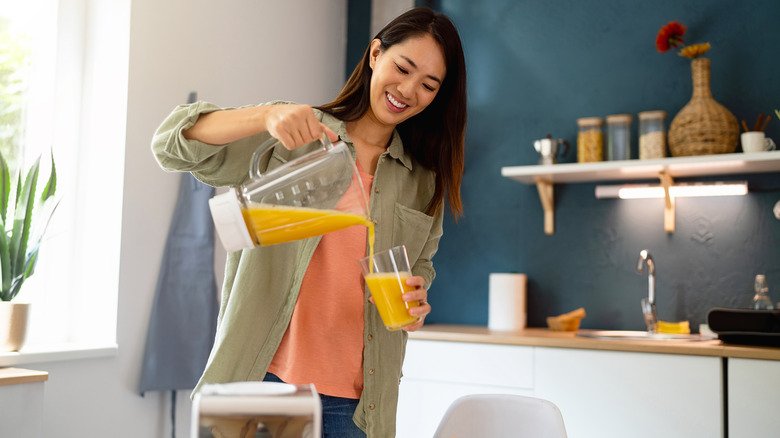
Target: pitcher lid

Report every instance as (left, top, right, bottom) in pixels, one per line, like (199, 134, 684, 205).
(208, 190, 255, 252)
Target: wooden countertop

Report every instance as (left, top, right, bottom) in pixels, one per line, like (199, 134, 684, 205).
(408, 325, 780, 361)
(0, 367, 48, 387)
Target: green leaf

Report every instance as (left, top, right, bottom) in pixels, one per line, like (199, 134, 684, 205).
(0, 153, 58, 301)
(39, 153, 56, 203)
(22, 247, 38, 280)
(0, 151, 10, 224)
(14, 171, 21, 219)
(0, 226, 9, 298)
(9, 157, 39, 294)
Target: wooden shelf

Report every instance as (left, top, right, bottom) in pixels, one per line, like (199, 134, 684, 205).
(500, 151, 780, 235)
(501, 151, 780, 184)
(0, 368, 48, 387)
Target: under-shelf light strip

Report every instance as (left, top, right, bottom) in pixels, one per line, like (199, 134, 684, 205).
(594, 181, 748, 199)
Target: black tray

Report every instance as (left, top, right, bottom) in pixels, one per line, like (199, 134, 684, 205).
(707, 308, 780, 347)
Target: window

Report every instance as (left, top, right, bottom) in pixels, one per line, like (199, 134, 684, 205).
(1, 0, 129, 352)
(1, 1, 57, 164)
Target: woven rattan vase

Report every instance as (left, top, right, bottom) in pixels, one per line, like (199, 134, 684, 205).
(668, 58, 738, 156)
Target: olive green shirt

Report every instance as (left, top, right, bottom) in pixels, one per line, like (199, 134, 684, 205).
(151, 101, 443, 437)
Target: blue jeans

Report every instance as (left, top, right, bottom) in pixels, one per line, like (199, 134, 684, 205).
(263, 373, 366, 438)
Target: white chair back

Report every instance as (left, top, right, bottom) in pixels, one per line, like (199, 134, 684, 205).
(433, 394, 567, 438)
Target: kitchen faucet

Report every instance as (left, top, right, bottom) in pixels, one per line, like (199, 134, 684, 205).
(636, 249, 658, 333)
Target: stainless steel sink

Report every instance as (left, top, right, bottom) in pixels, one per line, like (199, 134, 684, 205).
(576, 330, 716, 342)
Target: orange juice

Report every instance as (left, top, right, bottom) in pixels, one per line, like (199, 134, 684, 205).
(241, 204, 374, 250)
(364, 272, 420, 330)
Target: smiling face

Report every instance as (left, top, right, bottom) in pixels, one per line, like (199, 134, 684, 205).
(367, 34, 447, 128)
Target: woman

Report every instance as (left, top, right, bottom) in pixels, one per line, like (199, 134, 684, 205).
(152, 7, 466, 437)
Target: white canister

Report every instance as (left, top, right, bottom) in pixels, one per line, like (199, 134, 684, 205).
(488, 273, 527, 331)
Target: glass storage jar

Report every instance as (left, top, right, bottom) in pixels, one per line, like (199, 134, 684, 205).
(638, 110, 667, 160)
(606, 114, 632, 161)
(576, 117, 603, 163)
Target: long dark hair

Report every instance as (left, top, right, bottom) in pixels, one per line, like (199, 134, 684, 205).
(317, 7, 467, 218)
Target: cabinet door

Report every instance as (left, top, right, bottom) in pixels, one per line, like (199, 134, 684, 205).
(534, 347, 723, 438)
(396, 340, 534, 438)
(0, 381, 45, 437)
(728, 358, 780, 438)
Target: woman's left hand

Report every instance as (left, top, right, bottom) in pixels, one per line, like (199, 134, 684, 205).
(401, 275, 430, 332)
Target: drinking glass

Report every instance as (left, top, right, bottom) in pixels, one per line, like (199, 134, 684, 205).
(359, 245, 420, 331)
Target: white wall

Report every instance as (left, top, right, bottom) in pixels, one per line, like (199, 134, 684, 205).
(32, 0, 346, 437)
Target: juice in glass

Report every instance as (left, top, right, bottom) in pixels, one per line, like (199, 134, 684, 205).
(360, 245, 419, 331)
(364, 271, 419, 330)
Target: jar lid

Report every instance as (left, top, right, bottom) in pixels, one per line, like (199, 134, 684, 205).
(209, 189, 255, 252)
(638, 110, 667, 120)
(606, 114, 632, 123)
(577, 117, 603, 127)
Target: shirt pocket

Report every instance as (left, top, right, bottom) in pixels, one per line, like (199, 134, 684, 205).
(392, 202, 434, 264)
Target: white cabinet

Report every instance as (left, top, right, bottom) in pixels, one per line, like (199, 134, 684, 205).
(397, 340, 725, 438)
(728, 358, 780, 438)
(0, 368, 47, 437)
(397, 340, 534, 438)
(534, 347, 723, 438)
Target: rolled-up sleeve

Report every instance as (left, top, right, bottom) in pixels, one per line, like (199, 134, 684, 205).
(151, 101, 272, 187)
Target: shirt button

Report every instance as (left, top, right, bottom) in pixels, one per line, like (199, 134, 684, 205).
(367, 334, 373, 341)
(374, 187, 380, 194)
(368, 403, 376, 410)
(368, 368, 375, 375)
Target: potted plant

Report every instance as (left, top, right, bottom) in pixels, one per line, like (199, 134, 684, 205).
(0, 151, 57, 351)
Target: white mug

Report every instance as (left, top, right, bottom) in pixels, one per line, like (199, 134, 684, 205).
(741, 131, 776, 153)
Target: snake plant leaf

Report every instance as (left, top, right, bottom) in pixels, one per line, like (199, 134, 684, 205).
(0, 153, 10, 224)
(14, 171, 21, 215)
(0, 152, 9, 297)
(8, 270, 25, 302)
(40, 154, 56, 203)
(9, 157, 39, 289)
(0, 229, 8, 300)
(4, 172, 23, 295)
(0, 152, 57, 302)
(24, 198, 59, 279)
(22, 247, 38, 281)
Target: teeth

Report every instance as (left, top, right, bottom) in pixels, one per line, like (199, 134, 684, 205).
(386, 93, 407, 109)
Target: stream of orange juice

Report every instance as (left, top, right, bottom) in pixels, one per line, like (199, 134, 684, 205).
(363, 272, 420, 330)
(241, 203, 375, 257)
(242, 203, 385, 325)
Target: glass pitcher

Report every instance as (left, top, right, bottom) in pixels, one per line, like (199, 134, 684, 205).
(209, 134, 371, 251)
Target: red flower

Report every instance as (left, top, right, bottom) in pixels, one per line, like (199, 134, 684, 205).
(656, 21, 686, 52)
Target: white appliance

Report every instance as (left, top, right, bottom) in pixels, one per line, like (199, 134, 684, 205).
(191, 382, 321, 438)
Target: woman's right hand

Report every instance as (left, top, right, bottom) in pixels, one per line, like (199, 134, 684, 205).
(263, 104, 338, 150)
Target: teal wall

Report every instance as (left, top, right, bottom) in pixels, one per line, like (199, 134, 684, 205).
(424, 0, 780, 331)
(346, 0, 371, 80)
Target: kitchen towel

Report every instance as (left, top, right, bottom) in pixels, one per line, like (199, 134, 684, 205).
(488, 273, 527, 331)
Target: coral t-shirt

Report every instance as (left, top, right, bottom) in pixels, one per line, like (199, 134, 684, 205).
(268, 165, 373, 399)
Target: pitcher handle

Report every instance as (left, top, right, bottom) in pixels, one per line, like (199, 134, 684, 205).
(249, 133, 334, 180)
